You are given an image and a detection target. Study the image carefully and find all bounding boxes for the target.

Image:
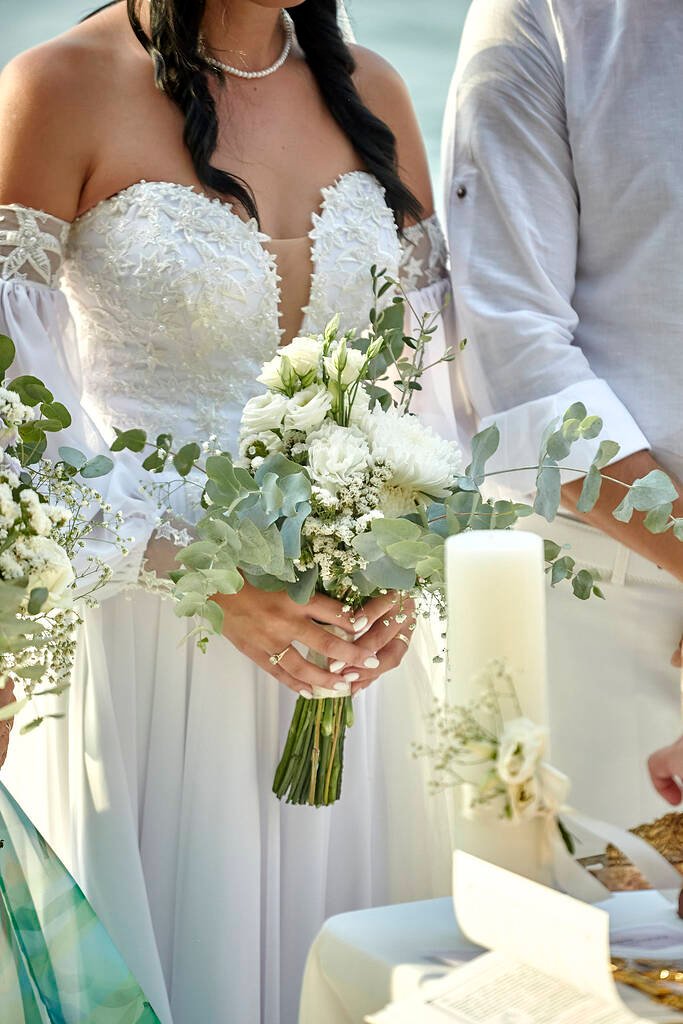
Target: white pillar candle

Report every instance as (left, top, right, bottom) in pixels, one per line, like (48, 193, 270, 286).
(445, 530, 551, 883)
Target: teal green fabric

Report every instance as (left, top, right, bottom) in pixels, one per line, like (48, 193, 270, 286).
(0, 781, 161, 1023)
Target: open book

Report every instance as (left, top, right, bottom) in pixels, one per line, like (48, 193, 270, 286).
(367, 852, 651, 1024)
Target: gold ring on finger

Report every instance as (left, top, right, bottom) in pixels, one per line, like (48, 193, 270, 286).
(269, 646, 291, 666)
(397, 633, 410, 647)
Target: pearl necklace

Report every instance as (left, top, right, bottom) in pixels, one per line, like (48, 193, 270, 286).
(199, 10, 294, 80)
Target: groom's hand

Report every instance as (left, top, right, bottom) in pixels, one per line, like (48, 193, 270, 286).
(648, 736, 683, 805)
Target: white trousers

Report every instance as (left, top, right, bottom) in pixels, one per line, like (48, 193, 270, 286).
(526, 514, 683, 831)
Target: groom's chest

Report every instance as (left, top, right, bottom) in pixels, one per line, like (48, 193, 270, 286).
(560, 1, 683, 216)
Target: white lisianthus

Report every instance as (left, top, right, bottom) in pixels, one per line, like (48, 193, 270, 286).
(307, 422, 371, 494)
(323, 343, 366, 388)
(241, 391, 289, 432)
(257, 355, 286, 390)
(14, 535, 75, 608)
(496, 718, 547, 786)
(278, 335, 323, 377)
(367, 406, 462, 498)
(239, 430, 284, 461)
(284, 385, 332, 433)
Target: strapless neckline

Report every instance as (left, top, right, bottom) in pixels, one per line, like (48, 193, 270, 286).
(73, 170, 377, 242)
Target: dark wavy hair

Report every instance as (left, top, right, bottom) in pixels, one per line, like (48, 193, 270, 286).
(87, 1, 421, 229)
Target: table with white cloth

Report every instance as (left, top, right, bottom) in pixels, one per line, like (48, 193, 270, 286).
(299, 894, 683, 1024)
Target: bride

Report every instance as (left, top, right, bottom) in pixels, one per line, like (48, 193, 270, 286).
(0, 1, 454, 1021)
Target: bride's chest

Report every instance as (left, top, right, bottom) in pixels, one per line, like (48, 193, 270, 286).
(62, 174, 401, 356)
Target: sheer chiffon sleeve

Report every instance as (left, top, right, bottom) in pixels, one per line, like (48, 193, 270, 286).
(0, 205, 158, 596)
(399, 214, 474, 444)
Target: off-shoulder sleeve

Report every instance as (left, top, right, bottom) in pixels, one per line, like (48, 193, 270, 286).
(398, 214, 474, 444)
(0, 205, 158, 596)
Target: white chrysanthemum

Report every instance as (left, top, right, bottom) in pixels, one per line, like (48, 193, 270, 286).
(323, 344, 366, 388)
(240, 391, 288, 432)
(378, 485, 418, 519)
(278, 335, 323, 376)
(283, 385, 332, 433)
(366, 407, 462, 498)
(307, 422, 372, 494)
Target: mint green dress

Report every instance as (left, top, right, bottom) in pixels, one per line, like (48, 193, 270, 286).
(0, 781, 160, 1023)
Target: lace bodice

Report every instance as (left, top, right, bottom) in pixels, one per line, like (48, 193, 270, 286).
(0, 174, 447, 449)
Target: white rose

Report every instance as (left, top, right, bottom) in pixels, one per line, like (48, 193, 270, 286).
(307, 422, 371, 494)
(23, 535, 75, 608)
(241, 391, 289, 432)
(279, 335, 323, 377)
(324, 344, 366, 388)
(284, 385, 333, 433)
(367, 406, 463, 498)
(496, 718, 547, 786)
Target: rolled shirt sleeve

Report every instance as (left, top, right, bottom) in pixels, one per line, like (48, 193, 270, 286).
(443, 0, 649, 493)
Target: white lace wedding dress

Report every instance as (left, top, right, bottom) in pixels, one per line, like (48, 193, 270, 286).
(0, 173, 456, 1024)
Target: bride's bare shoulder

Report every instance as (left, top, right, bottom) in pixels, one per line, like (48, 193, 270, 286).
(350, 45, 434, 220)
(0, 5, 139, 218)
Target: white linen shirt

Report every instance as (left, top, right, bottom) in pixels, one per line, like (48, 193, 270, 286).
(444, 0, 683, 491)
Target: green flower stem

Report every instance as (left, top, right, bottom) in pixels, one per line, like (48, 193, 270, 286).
(272, 695, 306, 793)
(308, 701, 324, 804)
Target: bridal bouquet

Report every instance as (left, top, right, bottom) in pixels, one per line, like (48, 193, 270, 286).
(118, 271, 683, 807)
(0, 335, 120, 735)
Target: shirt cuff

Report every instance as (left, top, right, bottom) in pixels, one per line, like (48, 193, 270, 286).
(478, 378, 650, 498)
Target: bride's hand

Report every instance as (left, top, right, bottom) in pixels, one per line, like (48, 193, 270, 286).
(0, 679, 16, 770)
(213, 581, 391, 696)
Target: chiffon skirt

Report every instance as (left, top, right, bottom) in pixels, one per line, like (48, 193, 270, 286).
(2, 590, 452, 1024)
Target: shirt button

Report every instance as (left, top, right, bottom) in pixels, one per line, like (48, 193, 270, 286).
(456, 185, 467, 199)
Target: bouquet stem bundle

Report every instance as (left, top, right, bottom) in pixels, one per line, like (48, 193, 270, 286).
(273, 694, 354, 806)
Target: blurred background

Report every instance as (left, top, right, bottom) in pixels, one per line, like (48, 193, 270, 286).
(0, 0, 471, 188)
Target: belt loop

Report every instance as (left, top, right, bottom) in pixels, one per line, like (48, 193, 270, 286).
(611, 544, 630, 587)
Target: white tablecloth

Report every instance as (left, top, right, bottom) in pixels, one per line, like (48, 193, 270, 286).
(299, 895, 683, 1024)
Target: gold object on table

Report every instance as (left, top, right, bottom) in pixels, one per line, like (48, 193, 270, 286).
(579, 812, 683, 892)
(611, 958, 683, 1012)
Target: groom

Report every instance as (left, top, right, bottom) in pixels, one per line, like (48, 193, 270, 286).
(443, 0, 683, 827)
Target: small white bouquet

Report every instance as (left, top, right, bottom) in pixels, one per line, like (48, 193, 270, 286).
(414, 660, 574, 852)
(0, 335, 122, 735)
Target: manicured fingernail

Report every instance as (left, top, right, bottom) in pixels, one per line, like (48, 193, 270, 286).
(344, 672, 360, 683)
(333, 682, 349, 692)
(364, 656, 380, 669)
(353, 616, 368, 632)
(299, 690, 313, 700)
(330, 660, 346, 674)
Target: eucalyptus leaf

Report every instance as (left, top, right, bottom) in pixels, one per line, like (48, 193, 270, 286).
(81, 454, 114, 479)
(466, 425, 500, 485)
(0, 696, 28, 721)
(572, 569, 595, 601)
(0, 334, 16, 375)
(533, 460, 561, 522)
(111, 428, 147, 453)
(613, 470, 679, 523)
(371, 517, 421, 547)
(173, 442, 201, 478)
(9, 375, 53, 406)
(644, 503, 674, 534)
(58, 446, 87, 470)
(286, 566, 319, 605)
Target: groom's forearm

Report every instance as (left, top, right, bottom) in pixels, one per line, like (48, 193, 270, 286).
(562, 450, 683, 584)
